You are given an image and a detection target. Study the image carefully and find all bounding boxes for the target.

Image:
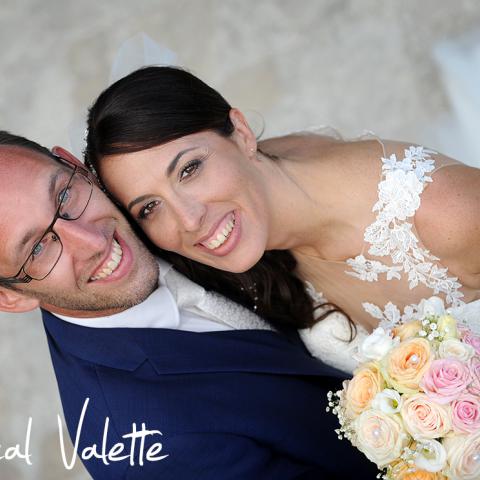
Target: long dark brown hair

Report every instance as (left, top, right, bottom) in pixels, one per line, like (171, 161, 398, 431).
(85, 66, 354, 335)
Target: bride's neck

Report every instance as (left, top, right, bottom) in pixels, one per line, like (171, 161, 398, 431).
(263, 155, 344, 255)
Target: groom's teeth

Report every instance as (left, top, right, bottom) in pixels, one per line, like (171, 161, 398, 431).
(90, 238, 123, 281)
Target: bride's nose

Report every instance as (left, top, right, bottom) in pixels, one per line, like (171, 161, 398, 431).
(169, 196, 206, 232)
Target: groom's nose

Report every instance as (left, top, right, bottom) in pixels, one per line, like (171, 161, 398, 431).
(55, 216, 109, 256)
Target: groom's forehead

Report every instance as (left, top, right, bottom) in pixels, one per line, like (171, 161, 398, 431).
(0, 147, 61, 231)
(0, 145, 58, 176)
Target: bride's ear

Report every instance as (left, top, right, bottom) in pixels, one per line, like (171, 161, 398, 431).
(229, 109, 258, 158)
(0, 287, 39, 313)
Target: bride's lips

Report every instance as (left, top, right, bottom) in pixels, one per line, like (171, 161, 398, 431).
(195, 211, 241, 257)
(88, 233, 133, 283)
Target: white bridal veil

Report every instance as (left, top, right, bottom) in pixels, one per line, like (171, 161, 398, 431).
(68, 33, 179, 159)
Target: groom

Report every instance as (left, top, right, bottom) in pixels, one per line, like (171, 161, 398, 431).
(0, 131, 377, 479)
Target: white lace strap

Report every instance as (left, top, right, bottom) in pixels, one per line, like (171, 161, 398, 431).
(345, 145, 465, 309)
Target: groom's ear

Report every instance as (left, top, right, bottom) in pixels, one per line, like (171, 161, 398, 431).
(51, 146, 85, 168)
(52, 146, 102, 187)
(0, 286, 39, 313)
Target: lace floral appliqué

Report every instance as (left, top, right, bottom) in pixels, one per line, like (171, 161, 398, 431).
(346, 146, 465, 313)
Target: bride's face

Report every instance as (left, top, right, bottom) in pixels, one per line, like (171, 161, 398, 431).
(99, 129, 271, 273)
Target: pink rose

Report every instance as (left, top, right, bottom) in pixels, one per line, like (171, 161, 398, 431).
(468, 357, 480, 396)
(420, 359, 471, 404)
(462, 331, 480, 356)
(451, 393, 480, 434)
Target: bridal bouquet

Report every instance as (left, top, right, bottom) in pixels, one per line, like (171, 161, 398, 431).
(328, 297, 480, 480)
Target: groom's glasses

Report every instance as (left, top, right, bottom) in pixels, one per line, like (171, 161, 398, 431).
(1, 155, 93, 284)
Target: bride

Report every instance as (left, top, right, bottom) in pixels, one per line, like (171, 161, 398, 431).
(82, 66, 480, 373)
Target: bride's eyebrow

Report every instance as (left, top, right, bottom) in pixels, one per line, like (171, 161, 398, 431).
(127, 194, 154, 212)
(165, 147, 200, 177)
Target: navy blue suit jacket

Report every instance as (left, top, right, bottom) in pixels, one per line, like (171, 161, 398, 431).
(42, 310, 377, 479)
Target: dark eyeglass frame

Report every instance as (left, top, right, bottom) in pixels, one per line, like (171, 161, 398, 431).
(1, 155, 93, 284)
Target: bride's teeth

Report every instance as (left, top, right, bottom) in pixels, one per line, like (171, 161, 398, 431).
(203, 213, 236, 250)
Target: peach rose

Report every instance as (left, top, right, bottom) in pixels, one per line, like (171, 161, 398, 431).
(390, 457, 448, 479)
(401, 471, 447, 480)
(382, 338, 434, 394)
(354, 410, 409, 467)
(393, 320, 422, 342)
(344, 362, 385, 418)
(444, 429, 480, 480)
(400, 393, 452, 439)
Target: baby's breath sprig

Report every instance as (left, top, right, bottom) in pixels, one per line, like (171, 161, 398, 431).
(326, 389, 355, 441)
(416, 314, 452, 349)
(418, 315, 439, 340)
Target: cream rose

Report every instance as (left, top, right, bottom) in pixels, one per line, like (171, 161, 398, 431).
(444, 429, 480, 480)
(382, 338, 434, 394)
(393, 320, 422, 341)
(417, 297, 446, 318)
(438, 338, 475, 362)
(360, 327, 396, 361)
(344, 362, 385, 418)
(354, 410, 409, 467)
(437, 314, 458, 340)
(400, 393, 451, 439)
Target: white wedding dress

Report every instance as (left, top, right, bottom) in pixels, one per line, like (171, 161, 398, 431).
(297, 129, 480, 374)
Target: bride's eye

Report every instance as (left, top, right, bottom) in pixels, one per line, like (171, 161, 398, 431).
(138, 200, 161, 220)
(179, 159, 201, 181)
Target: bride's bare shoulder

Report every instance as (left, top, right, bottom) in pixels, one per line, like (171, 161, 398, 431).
(259, 133, 390, 193)
(257, 132, 340, 158)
